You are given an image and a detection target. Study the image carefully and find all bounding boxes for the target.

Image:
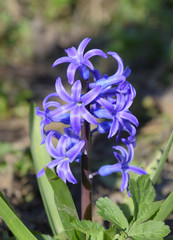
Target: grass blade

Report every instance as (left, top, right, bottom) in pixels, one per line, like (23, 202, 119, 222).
(153, 192, 173, 221)
(151, 130, 173, 184)
(0, 193, 37, 240)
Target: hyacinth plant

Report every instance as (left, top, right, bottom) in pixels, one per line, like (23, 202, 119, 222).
(0, 38, 173, 240)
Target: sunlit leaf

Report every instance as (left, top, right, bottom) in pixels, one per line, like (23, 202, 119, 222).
(29, 102, 64, 236)
(0, 193, 37, 240)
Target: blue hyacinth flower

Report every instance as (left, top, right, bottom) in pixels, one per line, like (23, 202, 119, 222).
(49, 77, 101, 134)
(98, 140, 146, 194)
(37, 131, 85, 184)
(52, 38, 107, 84)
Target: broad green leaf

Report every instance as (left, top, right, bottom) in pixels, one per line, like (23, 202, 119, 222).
(71, 219, 104, 234)
(45, 167, 85, 240)
(129, 175, 161, 223)
(29, 102, 64, 236)
(129, 220, 170, 240)
(104, 225, 117, 240)
(134, 201, 162, 225)
(71, 220, 104, 240)
(151, 130, 173, 185)
(0, 195, 37, 240)
(153, 192, 173, 221)
(96, 197, 129, 231)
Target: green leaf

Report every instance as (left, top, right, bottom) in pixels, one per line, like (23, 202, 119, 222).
(151, 130, 173, 185)
(29, 102, 64, 236)
(32, 232, 57, 240)
(129, 220, 170, 240)
(129, 175, 162, 224)
(45, 167, 85, 240)
(0, 192, 17, 215)
(0, 194, 37, 240)
(71, 219, 104, 234)
(71, 220, 104, 240)
(104, 225, 117, 240)
(96, 197, 129, 231)
(153, 192, 173, 221)
(54, 232, 68, 240)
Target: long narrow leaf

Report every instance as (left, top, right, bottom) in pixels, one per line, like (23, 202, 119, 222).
(0, 194, 37, 240)
(45, 167, 85, 240)
(151, 130, 173, 184)
(29, 102, 64, 236)
(153, 192, 173, 221)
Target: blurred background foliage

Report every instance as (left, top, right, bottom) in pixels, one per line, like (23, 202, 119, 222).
(0, 0, 173, 234)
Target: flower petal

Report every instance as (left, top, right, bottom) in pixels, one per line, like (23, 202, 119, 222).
(120, 171, 129, 192)
(52, 56, 73, 68)
(36, 107, 44, 118)
(107, 51, 124, 75)
(43, 92, 59, 108)
(44, 101, 61, 109)
(96, 98, 114, 112)
(71, 80, 82, 102)
(97, 121, 112, 134)
(77, 38, 91, 58)
(67, 63, 78, 84)
(113, 145, 128, 161)
(50, 102, 75, 118)
(78, 65, 90, 80)
(65, 47, 77, 57)
(94, 108, 112, 119)
(52, 113, 70, 124)
(80, 105, 98, 125)
(84, 49, 107, 60)
(98, 163, 121, 176)
(123, 66, 131, 77)
(91, 75, 125, 89)
(56, 161, 77, 184)
(66, 140, 85, 162)
(83, 59, 94, 70)
(108, 118, 119, 138)
(45, 131, 60, 158)
(36, 158, 64, 178)
(70, 107, 81, 134)
(56, 135, 68, 156)
(118, 111, 139, 127)
(81, 85, 101, 106)
(55, 77, 71, 102)
(128, 165, 147, 175)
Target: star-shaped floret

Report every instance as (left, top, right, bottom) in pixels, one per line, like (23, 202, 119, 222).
(37, 131, 85, 184)
(49, 77, 101, 134)
(98, 140, 146, 195)
(52, 38, 107, 84)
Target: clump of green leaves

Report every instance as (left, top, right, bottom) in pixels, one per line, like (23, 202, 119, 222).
(70, 175, 171, 240)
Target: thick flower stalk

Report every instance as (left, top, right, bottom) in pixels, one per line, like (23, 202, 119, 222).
(36, 37, 146, 219)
